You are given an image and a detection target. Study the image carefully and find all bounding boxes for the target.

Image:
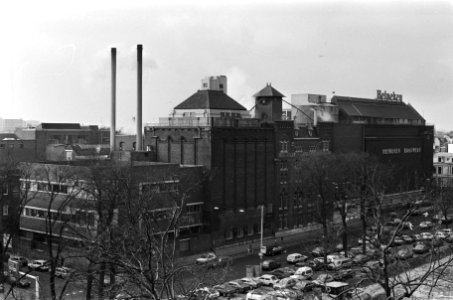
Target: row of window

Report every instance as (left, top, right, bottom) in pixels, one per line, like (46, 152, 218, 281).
(23, 207, 97, 227)
(225, 224, 260, 240)
(140, 180, 179, 195)
(435, 166, 453, 175)
(0, 143, 24, 149)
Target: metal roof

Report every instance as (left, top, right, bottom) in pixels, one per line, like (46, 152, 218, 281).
(332, 96, 424, 121)
(253, 84, 285, 98)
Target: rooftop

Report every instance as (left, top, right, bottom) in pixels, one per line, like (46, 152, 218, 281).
(253, 83, 285, 98)
(332, 95, 424, 121)
(174, 90, 247, 111)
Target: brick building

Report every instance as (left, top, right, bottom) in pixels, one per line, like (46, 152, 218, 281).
(146, 79, 433, 246)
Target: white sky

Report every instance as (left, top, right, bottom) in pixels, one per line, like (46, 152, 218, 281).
(1, 0, 452, 133)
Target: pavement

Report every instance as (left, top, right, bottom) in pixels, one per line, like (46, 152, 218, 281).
(178, 217, 362, 265)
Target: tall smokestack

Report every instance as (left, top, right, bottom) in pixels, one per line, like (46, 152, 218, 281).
(110, 48, 117, 155)
(136, 44, 143, 151)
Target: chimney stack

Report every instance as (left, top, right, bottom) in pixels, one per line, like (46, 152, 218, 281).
(136, 44, 143, 151)
(110, 48, 117, 155)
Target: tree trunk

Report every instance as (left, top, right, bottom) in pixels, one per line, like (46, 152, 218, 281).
(86, 262, 94, 300)
(342, 217, 348, 257)
(98, 260, 106, 300)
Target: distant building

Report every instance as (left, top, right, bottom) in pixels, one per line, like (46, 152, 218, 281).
(18, 160, 207, 255)
(0, 118, 26, 133)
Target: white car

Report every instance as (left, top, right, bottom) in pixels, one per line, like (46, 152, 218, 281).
(421, 232, 434, 240)
(435, 231, 447, 239)
(420, 221, 433, 229)
(55, 267, 74, 278)
(28, 259, 49, 272)
(246, 288, 272, 300)
(196, 252, 217, 264)
(239, 277, 262, 288)
(286, 253, 308, 264)
(257, 274, 279, 286)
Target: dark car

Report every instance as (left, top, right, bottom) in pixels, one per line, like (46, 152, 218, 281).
(413, 242, 429, 254)
(212, 284, 238, 296)
(311, 246, 326, 257)
(268, 269, 286, 279)
(261, 245, 284, 256)
(208, 256, 233, 268)
(333, 268, 353, 281)
(308, 259, 326, 271)
(262, 260, 281, 271)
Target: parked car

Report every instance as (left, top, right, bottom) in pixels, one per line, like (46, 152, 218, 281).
(420, 221, 433, 229)
(396, 247, 413, 260)
(435, 230, 447, 240)
(227, 280, 252, 293)
(196, 252, 217, 264)
(28, 259, 49, 272)
(310, 246, 325, 257)
(192, 287, 220, 299)
(209, 256, 233, 268)
(363, 260, 381, 271)
(392, 236, 404, 246)
(286, 253, 308, 264)
(413, 242, 429, 254)
(332, 268, 354, 281)
(290, 266, 313, 280)
(212, 284, 238, 296)
(402, 235, 415, 244)
(402, 221, 414, 230)
(261, 260, 281, 271)
(239, 277, 262, 289)
(257, 274, 279, 286)
(246, 288, 272, 300)
(260, 245, 283, 256)
(9, 255, 28, 267)
(433, 214, 451, 224)
(421, 232, 434, 241)
(307, 259, 326, 271)
(55, 266, 74, 279)
(413, 233, 424, 242)
(352, 254, 370, 265)
(273, 277, 298, 289)
(327, 257, 352, 270)
(311, 273, 334, 286)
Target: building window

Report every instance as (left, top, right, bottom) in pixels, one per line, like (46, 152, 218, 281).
(438, 157, 442, 162)
(20, 143, 24, 149)
(0, 144, 4, 149)
(146, 145, 152, 151)
(438, 167, 442, 174)
(247, 226, 254, 236)
(2, 205, 8, 216)
(225, 229, 233, 240)
(237, 227, 244, 238)
(119, 142, 124, 151)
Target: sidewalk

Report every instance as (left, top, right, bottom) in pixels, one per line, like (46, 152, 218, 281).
(178, 219, 362, 265)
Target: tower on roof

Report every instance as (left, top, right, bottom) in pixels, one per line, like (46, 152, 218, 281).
(201, 75, 227, 94)
(253, 83, 285, 122)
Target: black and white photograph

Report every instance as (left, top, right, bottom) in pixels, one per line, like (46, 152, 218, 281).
(1, 0, 453, 299)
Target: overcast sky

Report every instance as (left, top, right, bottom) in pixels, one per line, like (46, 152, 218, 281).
(1, 0, 452, 132)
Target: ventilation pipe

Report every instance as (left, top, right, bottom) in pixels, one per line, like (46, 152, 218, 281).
(110, 47, 116, 155)
(136, 44, 143, 151)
